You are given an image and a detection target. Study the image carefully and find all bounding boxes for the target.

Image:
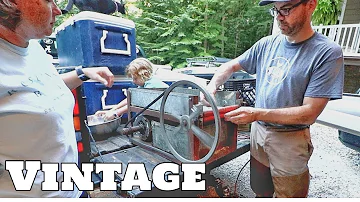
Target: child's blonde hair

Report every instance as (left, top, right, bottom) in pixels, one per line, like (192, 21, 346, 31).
(125, 58, 153, 81)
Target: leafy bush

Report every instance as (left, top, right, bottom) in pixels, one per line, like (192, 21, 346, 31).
(312, 0, 343, 25)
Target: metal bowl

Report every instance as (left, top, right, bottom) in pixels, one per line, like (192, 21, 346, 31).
(87, 115, 122, 136)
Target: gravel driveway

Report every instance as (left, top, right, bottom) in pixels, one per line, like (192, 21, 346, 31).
(210, 123, 360, 198)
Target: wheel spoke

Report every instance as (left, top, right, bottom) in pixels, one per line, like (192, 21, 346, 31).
(190, 125, 214, 149)
(190, 103, 203, 120)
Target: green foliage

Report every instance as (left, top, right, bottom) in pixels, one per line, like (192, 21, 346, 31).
(312, 0, 343, 25)
(131, 0, 272, 68)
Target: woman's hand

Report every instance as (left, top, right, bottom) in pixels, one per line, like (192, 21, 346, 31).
(83, 67, 114, 87)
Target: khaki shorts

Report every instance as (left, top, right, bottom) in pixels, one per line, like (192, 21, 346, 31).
(250, 122, 313, 197)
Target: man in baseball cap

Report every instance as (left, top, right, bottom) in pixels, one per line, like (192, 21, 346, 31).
(261, 0, 311, 37)
(205, 0, 344, 198)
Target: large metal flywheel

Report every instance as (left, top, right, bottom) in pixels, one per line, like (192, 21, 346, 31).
(159, 80, 220, 163)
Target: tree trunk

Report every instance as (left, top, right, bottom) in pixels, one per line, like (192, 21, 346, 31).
(221, 14, 226, 57)
(204, 3, 208, 53)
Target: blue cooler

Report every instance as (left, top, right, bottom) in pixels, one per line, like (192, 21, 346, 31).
(82, 78, 137, 117)
(55, 11, 136, 75)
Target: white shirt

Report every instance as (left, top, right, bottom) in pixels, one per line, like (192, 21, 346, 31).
(0, 39, 80, 197)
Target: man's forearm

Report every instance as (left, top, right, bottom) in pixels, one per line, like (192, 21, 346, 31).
(208, 59, 243, 91)
(255, 98, 329, 125)
(256, 106, 316, 125)
(224, 97, 329, 125)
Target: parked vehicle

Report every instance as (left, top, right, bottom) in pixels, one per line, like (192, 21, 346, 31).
(334, 92, 360, 151)
(38, 33, 59, 68)
(317, 90, 360, 151)
(173, 56, 255, 80)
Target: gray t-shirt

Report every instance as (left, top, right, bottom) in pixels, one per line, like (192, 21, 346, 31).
(237, 32, 344, 129)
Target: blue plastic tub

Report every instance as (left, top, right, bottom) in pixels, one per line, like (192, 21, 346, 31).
(82, 79, 136, 117)
(55, 11, 136, 75)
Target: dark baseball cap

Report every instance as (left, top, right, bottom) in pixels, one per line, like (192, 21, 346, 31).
(259, 0, 292, 6)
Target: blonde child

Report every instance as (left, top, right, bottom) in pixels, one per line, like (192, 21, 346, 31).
(95, 58, 168, 120)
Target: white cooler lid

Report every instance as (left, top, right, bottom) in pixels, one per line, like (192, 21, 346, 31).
(55, 11, 135, 33)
